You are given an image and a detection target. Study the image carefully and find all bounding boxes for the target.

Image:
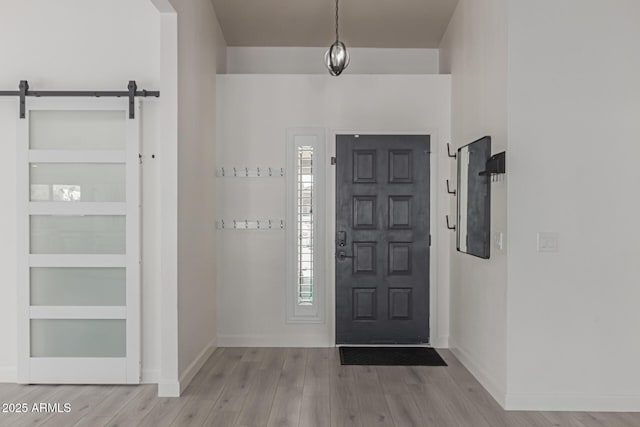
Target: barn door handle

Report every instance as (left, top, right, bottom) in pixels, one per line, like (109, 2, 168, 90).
(336, 251, 354, 260)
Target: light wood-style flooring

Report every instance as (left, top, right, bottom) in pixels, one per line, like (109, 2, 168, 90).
(0, 348, 638, 427)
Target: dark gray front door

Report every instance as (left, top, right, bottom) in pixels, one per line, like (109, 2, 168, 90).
(335, 135, 431, 344)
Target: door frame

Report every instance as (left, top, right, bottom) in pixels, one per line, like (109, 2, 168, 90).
(326, 129, 442, 347)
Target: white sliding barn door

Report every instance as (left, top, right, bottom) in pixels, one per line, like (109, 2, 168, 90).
(17, 98, 141, 384)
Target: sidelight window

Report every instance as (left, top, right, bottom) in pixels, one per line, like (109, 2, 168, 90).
(297, 146, 314, 305)
(286, 129, 326, 323)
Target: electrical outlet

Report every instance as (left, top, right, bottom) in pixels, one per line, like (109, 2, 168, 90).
(537, 232, 559, 252)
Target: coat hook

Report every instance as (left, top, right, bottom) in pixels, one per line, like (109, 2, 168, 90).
(233, 167, 237, 177)
(446, 215, 456, 231)
(220, 167, 225, 177)
(269, 168, 273, 177)
(447, 143, 457, 159)
(221, 219, 225, 229)
(446, 179, 457, 196)
(233, 220, 237, 229)
(280, 220, 284, 229)
(257, 167, 261, 177)
(268, 219, 272, 229)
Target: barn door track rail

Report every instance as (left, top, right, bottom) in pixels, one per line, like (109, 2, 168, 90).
(0, 80, 160, 119)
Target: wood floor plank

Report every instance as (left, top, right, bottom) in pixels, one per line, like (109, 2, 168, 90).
(134, 397, 185, 427)
(0, 383, 25, 404)
(436, 349, 513, 427)
(0, 348, 639, 427)
(204, 351, 264, 426)
(73, 415, 112, 427)
(299, 349, 330, 427)
(541, 411, 589, 427)
(578, 412, 640, 427)
(383, 392, 425, 427)
(503, 411, 563, 427)
(169, 395, 216, 427)
(203, 409, 240, 427)
(0, 385, 67, 427)
(377, 367, 412, 396)
(267, 348, 308, 427)
(171, 348, 253, 427)
(574, 412, 632, 427)
(103, 385, 157, 427)
(210, 360, 261, 413)
(184, 347, 246, 400)
(409, 365, 492, 427)
(80, 385, 143, 419)
(34, 385, 108, 427)
(376, 366, 425, 427)
(235, 348, 287, 427)
(329, 349, 362, 427)
(352, 366, 394, 427)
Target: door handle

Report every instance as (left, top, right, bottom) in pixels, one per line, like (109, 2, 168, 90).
(336, 251, 354, 261)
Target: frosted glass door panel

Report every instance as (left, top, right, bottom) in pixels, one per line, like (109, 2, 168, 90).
(30, 111, 125, 150)
(31, 268, 126, 306)
(31, 320, 126, 357)
(30, 164, 126, 202)
(30, 216, 126, 254)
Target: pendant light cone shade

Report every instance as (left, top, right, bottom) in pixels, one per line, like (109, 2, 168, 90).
(325, 41, 350, 76)
(325, 0, 349, 76)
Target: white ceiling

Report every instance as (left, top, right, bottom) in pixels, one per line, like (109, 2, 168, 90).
(211, 0, 460, 48)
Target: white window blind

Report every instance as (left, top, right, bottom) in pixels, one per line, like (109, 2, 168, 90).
(297, 146, 314, 305)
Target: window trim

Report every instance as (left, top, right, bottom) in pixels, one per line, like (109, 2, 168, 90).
(286, 128, 326, 323)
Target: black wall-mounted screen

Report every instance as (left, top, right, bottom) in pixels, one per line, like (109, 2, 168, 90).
(457, 136, 491, 259)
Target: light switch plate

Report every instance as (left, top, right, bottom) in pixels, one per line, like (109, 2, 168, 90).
(537, 232, 559, 252)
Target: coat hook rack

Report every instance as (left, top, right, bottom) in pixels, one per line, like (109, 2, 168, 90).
(446, 215, 456, 231)
(216, 167, 285, 178)
(216, 218, 285, 230)
(446, 179, 456, 196)
(447, 143, 457, 159)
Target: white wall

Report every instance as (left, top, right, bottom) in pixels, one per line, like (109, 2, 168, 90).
(506, 0, 640, 411)
(215, 74, 451, 347)
(0, 0, 161, 383)
(227, 47, 439, 74)
(169, 0, 226, 391)
(439, 0, 509, 405)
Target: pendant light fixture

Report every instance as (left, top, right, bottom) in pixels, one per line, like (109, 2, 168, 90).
(325, 0, 350, 76)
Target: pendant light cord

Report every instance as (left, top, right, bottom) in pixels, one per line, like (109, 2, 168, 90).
(335, 0, 339, 42)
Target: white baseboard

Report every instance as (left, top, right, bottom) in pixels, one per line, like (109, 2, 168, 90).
(178, 338, 217, 395)
(158, 381, 180, 397)
(141, 369, 159, 384)
(505, 392, 640, 412)
(431, 335, 449, 348)
(218, 334, 333, 348)
(449, 337, 506, 408)
(0, 367, 17, 383)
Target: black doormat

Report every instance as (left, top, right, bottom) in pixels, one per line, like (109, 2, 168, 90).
(339, 347, 447, 366)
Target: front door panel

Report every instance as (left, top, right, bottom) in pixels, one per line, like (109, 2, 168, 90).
(336, 135, 430, 344)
